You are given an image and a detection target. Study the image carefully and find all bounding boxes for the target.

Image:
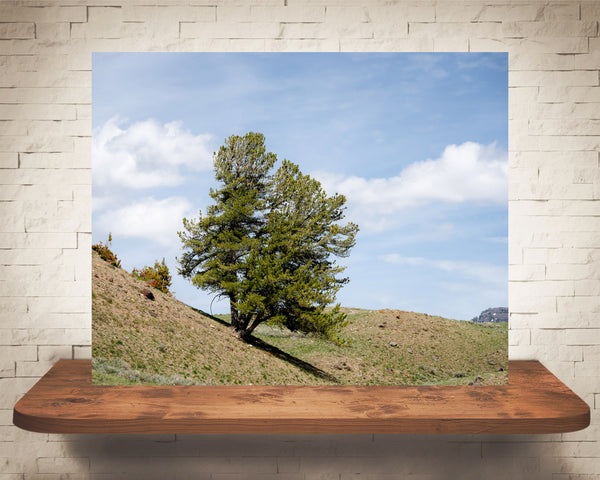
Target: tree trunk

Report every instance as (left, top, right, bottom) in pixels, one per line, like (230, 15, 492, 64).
(244, 315, 264, 337)
(230, 297, 250, 340)
(230, 298, 242, 330)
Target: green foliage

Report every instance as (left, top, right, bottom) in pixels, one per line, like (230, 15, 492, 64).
(178, 132, 359, 341)
(92, 233, 121, 268)
(132, 258, 172, 294)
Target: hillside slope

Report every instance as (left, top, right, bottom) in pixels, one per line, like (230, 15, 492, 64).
(253, 308, 507, 385)
(92, 251, 331, 385)
(92, 251, 507, 385)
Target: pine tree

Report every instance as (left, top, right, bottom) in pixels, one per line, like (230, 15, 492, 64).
(178, 132, 358, 341)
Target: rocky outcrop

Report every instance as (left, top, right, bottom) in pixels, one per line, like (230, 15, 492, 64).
(140, 288, 155, 301)
(471, 307, 508, 323)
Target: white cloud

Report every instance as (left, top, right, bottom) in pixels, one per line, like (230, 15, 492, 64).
(314, 141, 507, 232)
(93, 116, 214, 193)
(381, 253, 506, 287)
(95, 196, 193, 249)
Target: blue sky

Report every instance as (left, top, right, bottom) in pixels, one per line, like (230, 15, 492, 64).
(92, 52, 508, 320)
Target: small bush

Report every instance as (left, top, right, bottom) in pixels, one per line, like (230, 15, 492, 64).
(92, 233, 121, 268)
(132, 258, 172, 294)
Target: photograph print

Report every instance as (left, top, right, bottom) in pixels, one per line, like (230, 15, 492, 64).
(92, 52, 508, 386)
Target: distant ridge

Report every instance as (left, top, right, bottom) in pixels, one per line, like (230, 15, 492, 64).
(472, 307, 508, 323)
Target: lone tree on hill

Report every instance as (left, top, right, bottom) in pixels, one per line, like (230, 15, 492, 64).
(178, 132, 358, 341)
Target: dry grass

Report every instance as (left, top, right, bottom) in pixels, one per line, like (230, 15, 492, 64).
(92, 251, 507, 386)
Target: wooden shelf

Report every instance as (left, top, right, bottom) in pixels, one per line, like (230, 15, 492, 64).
(13, 360, 589, 434)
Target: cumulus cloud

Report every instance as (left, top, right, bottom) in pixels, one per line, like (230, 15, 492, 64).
(382, 253, 506, 287)
(93, 116, 214, 193)
(95, 196, 193, 249)
(314, 141, 507, 231)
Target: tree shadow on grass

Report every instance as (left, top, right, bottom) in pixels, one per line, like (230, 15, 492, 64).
(246, 336, 340, 384)
(191, 307, 340, 384)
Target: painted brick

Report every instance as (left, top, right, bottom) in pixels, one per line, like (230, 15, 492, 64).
(518, 312, 595, 329)
(558, 296, 600, 314)
(37, 346, 72, 362)
(0, 89, 18, 104)
(73, 346, 91, 359)
(513, 149, 598, 168)
(469, 37, 511, 53)
(510, 70, 599, 88)
(0, 233, 77, 249)
(0, 70, 91, 89)
(559, 231, 600, 249)
(410, 21, 503, 39)
(15, 360, 56, 377)
(324, 6, 369, 23)
(0, 313, 87, 329)
(0, 153, 17, 168)
(567, 329, 600, 346)
(122, 5, 216, 23)
(0, 346, 36, 362)
(483, 36, 589, 54)
(503, 21, 598, 38)
(445, 4, 540, 22)
(339, 37, 434, 52)
(372, 23, 409, 39)
(253, 5, 324, 23)
(530, 119, 600, 136)
(37, 457, 90, 474)
(522, 248, 549, 265)
(367, 4, 435, 23)
(510, 344, 547, 361)
(0, 328, 90, 346)
(575, 280, 600, 296)
(26, 120, 90, 137)
(71, 22, 146, 40)
(531, 328, 565, 346)
(546, 264, 595, 281)
(27, 296, 90, 314)
(0, 361, 15, 378)
(180, 21, 282, 39)
(0, 120, 28, 136)
(89, 456, 278, 475)
(509, 280, 574, 298)
(0, 6, 87, 23)
(539, 86, 600, 104)
(510, 51, 575, 71)
(536, 102, 600, 120)
(434, 3, 486, 22)
(509, 264, 546, 281)
(583, 346, 600, 363)
(35, 22, 71, 42)
(509, 328, 530, 346)
(0, 23, 35, 40)
(560, 345, 583, 362)
(536, 135, 600, 153)
(511, 295, 556, 314)
(433, 36, 469, 52)
(280, 22, 375, 39)
(543, 3, 581, 21)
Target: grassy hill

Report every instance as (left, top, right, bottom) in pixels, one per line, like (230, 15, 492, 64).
(92, 251, 508, 386)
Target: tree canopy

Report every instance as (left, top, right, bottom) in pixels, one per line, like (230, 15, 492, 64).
(178, 132, 358, 341)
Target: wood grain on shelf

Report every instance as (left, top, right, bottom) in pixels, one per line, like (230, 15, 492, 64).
(13, 360, 590, 434)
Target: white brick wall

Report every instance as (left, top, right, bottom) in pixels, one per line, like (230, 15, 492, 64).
(0, 1, 599, 478)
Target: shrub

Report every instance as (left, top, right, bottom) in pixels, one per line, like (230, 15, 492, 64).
(92, 233, 121, 268)
(132, 258, 172, 294)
